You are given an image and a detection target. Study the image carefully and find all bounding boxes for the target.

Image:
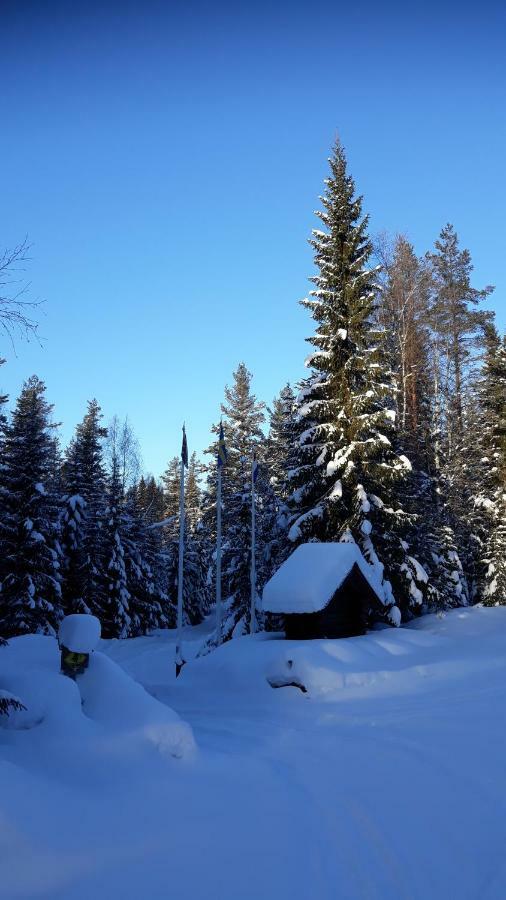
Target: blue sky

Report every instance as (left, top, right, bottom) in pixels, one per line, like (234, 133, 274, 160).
(1, 0, 505, 477)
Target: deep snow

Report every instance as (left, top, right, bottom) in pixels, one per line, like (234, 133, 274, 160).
(2, 607, 506, 899)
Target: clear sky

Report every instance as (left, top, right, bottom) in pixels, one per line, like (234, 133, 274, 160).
(1, 0, 505, 477)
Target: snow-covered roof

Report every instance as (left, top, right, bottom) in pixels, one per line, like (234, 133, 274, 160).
(262, 543, 384, 615)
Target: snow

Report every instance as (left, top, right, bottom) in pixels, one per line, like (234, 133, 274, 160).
(326, 453, 341, 477)
(262, 542, 383, 614)
(3, 609, 506, 898)
(408, 555, 429, 583)
(287, 505, 324, 543)
(0, 634, 194, 754)
(357, 483, 370, 512)
(328, 478, 342, 499)
(59, 614, 102, 653)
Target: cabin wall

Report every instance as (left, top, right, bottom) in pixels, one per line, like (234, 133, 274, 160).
(285, 613, 321, 640)
(318, 592, 366, 638)
(284, 570, 369, 639)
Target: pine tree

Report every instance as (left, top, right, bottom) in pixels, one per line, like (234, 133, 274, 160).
(287, 140, 432, 624)
(376, 236, 433, 470)
(426, 226, 493, 588)
(0, 376, 62, 636)
(427, 225, 493, 459)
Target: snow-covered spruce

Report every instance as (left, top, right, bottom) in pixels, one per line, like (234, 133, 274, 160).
(200, 364, 272, 650)
(0, 377, 62, 637)
(477, 325, 506, 604)
(285, 140, 431, 622)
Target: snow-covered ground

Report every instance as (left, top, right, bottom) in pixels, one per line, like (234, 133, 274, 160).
(2, 607, 506, 899)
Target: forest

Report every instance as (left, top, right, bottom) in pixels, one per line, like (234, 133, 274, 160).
(1, 140, 504, 647)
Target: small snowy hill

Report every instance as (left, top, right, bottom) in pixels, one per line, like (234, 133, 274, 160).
(2, 607, 506, 899)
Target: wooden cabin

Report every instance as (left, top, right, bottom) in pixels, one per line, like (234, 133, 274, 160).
(262, 543, 386, 640)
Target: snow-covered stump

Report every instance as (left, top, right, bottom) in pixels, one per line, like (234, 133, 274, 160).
(58, 614, 101, 679)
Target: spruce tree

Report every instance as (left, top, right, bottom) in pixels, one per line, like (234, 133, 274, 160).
(182, 452, 210, 624)
(185, 452, 203, 531)
(201, 364, 266, 646)
(161, 457, 181, 525)
(60, 399, 108, 616)
(0, 358, 7, 425)
(100, 453, 131, 638)
(160, 456, 181, 626)
(0, 376, 62, 636)
(478, 326, 506, 603)
(267, 384, 297, 507)
(287, 140, 431, 624)
(0, 637, 25, 716)
(127, 481, 169, 633)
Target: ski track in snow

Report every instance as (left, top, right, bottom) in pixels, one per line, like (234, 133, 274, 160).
(2, 607, 506, 899)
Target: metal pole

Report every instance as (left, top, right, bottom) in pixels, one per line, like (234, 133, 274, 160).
(250, 457, 256, 635)
(175, 453, 185, 675)
(215, 464, 222, 643)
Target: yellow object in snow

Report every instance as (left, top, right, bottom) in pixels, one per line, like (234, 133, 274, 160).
(60, 646, 89, 677)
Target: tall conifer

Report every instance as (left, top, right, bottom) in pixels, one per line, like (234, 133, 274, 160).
(0, 377, 62, 636)
(287, 140, 430, 623)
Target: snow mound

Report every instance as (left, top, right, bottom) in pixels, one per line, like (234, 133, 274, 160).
(0, 635, 194, 759)
(59, 613, 101, 653)
(262, 542, 384, 614)
(171, 609, 506, 706)
(79, 652, 194, 759)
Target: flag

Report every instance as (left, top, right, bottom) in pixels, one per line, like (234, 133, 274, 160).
(217, 421, 227, 468)
(252, 454, 259, 483)
(181, 425, 188, 468)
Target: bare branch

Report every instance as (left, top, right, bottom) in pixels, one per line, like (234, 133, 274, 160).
(0, 237, 43, 350)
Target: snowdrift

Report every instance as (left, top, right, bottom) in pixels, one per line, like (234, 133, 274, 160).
(163, 607, 506, 704)
(0, 634, 195, 759)
(3, 609, 506, 900)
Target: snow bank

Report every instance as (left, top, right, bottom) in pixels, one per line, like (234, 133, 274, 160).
(262, 542, 384, 614)
(79, 652, 194, 759)
(0, 635, 194, 759)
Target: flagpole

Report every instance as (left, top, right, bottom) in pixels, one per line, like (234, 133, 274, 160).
(250, 456, 256, 635)
(175, 426, 186, 676)
(216, 463, 222, 642)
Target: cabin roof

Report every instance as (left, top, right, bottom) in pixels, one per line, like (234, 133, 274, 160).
(262, 542, 385, 615)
